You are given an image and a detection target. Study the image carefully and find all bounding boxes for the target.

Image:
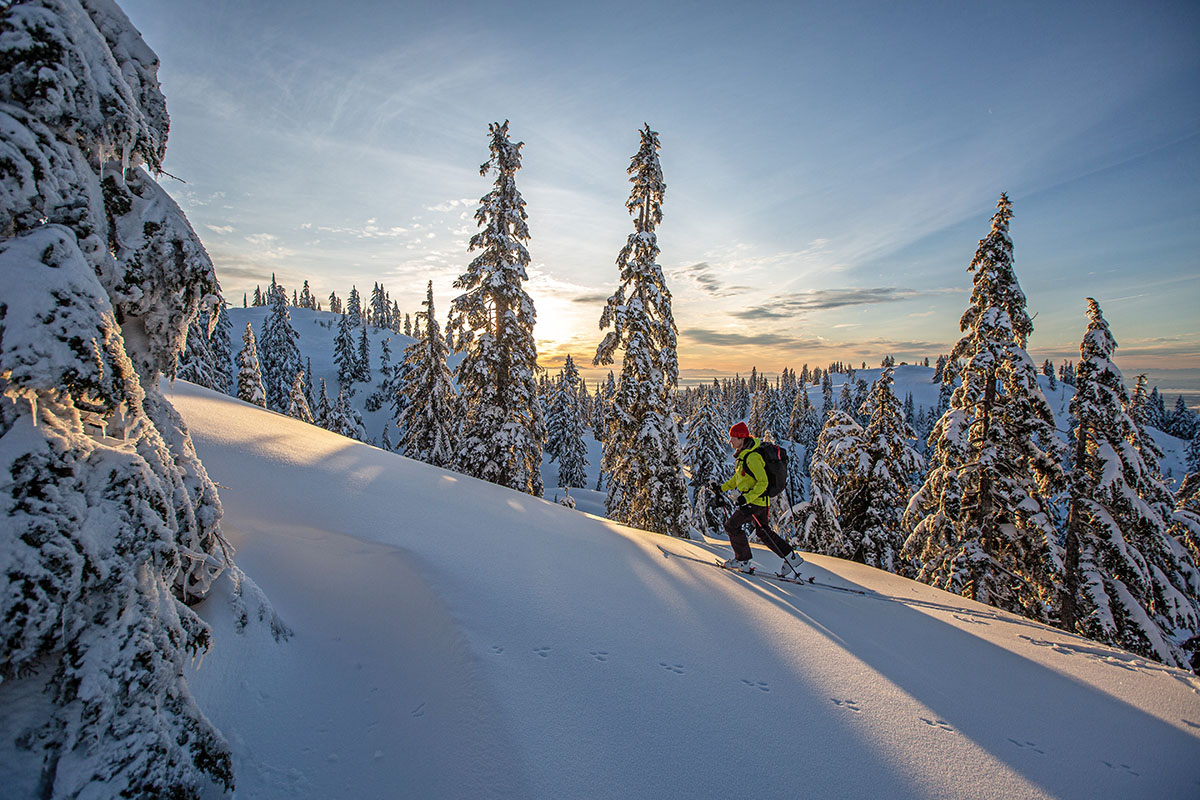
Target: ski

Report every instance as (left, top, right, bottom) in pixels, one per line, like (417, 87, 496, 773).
(656, 544, 870, 596)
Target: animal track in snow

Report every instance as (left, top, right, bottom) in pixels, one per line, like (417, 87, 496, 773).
(741, 679, 770, 692)
(1007, 738, 1045, 754)
(659, 662, 685, 675)
(953, 614, 989, 625)
(1101, 760, 1140, 777)
(490, 646, 505, 655)
(411, 702, 427, 718)
(590, 651, 609, 662)
(534, 647, 552, 658)
(920, 717, 955, 733)
(831, 698, 862, 713)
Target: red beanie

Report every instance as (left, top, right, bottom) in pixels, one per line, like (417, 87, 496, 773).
(729, 422, 750, 439)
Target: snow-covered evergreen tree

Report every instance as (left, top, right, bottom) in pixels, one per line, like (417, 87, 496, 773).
(797, 411, 862, 557)
(258, 281, 301, 412)
(904, 195, 1065, 621)
(237, 322, 267, 407)
(546, 355, 589, 489)
(356, 324, 371, 383)
(325, 386, 367, 441)
(1169, 395, 1196, 441)
(846, 369, 924, 571)
(346, 285, 363, 327)
(821, 370, 835, 420)
(210, 302, 234, 392)
(334, 310, 358, 390)
(286, 370, 314, 424)
(592, 372, 616, 491)
(683, 387, 729, 536)
(176, 300, 227, 392)
(315, 378, 332, 426)
(0, 2, 238, 793)
(298, 279, 315, 310)
(593, 124, 689, 536)
(1061, 299, 1200, 670)
(448, 121, 544, 495)
(396, 282, 457, 469)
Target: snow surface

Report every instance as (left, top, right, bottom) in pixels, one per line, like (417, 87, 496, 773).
(163, 379, 1200, 799)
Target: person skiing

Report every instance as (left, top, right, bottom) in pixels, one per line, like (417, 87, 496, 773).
(711, 422, 806, 577)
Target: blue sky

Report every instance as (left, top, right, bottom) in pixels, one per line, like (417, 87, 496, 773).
(121, 0, 1199, 394)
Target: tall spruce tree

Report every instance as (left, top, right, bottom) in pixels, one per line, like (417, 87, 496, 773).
(0, 2, 239, 793)
(1061, 299, 1200, 670)
(593, 124, 689, 537)
(448, 121, 544, 495)
(903, 195, 1065, 621)
(396, 282, 457, 469)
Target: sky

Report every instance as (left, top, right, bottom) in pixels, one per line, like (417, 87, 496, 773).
(119, 0, 1200, 395)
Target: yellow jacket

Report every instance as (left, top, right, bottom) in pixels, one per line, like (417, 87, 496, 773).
(720, 438, 769, 507)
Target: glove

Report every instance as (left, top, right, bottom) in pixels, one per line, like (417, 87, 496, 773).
(735, 495, 747, 507)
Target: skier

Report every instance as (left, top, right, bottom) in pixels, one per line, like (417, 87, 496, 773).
(711, 422, 806, 577)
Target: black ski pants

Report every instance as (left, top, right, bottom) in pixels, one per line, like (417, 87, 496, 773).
(724, 502, 793, 562)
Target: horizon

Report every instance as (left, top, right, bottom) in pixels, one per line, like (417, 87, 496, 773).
(121, 0, 1199, 399)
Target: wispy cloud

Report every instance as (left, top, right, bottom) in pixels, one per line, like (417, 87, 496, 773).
(673, 262, 753, 299)
(727, 287, 922, 318)
(681, 328, 826, 348)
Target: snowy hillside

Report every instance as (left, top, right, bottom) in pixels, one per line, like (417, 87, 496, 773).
(109, 381, 1200, 798)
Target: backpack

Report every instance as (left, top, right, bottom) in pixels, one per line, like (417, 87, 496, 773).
(755, 441, 789, 498)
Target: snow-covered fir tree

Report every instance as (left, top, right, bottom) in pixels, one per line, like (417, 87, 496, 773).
(177, 299, 228, 392)
(303, 355, 315, 409)
(592, 372, 616, 491)
(821, 370, 835, 419)
(546, 355, 589, 489)
(210, 302, 235, 392)
(1169, 395, 1196, 441)
(356, 324, 371, 382)
(258, 280, 301, 412)
(370, 282, 392, 329)
(904, 195, 1065, 622)
(593, 124, 690, 537)
(395, 282, 457, 469)
(315, 378, 332, 426)
(346, 285, 363, 327)
(844, 369, 924, 571)
(1062, 299, 1200, 670)
(237, 322, 267, 407)
(0, 2, 239, 793)
(448, 121, 544, 495)
(683, 386, 730, 536)
(298, 279, 315, 310)
(326, 386, 367, 441)
(328, 291, 342, 315)
(286, 370, 314, 424)
(334, 310, 358, 390)
(796, 411, 862, 557)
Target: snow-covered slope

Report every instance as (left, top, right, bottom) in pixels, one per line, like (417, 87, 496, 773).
(167, 381, 1200, 799)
